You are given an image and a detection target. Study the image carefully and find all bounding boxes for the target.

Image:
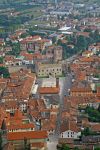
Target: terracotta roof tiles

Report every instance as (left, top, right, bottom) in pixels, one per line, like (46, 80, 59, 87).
(38, 87, 60, 94)
(7, 131, 48, 141)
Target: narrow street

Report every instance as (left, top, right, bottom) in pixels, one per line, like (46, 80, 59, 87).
(59, 74, 73, 102)
(47, 74, 73, 150)
(55, 74, 73, 135)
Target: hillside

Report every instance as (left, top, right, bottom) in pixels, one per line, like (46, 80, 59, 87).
(0, 0, 28, 4)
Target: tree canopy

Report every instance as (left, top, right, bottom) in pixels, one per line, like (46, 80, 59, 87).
(0, 67, 10, 78)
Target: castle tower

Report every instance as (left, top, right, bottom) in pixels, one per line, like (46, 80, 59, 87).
(54, 46, 63, 63)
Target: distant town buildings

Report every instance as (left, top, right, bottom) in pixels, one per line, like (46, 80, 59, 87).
(0, 0, 100, 149)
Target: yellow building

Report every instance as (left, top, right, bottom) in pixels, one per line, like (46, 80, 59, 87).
(37, 63, 62, 77)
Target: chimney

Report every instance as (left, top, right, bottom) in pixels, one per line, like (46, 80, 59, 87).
(56, 78, 59, 87)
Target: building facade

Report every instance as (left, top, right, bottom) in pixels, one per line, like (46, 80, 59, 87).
(37, 63, 62, 77)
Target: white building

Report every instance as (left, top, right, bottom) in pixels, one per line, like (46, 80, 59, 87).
(60, 121, 81, 139)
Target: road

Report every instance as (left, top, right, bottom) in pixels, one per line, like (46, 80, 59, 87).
(59, 74, 73, 103)
(47, 74, 73, 149)
(55, 74, 73, 136)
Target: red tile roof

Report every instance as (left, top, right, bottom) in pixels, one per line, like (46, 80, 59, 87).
(71, 87, 92, 93)
(60, 120, 80, 133)
(20, 52, 33, 61)
(20, 36, 41, 43)
(4, 56, 15, 62)
(21, 75, 35, 99)
(80, 57, 94, 63)
(7, 131, 48, 141)
(38, 87, 60, 94)
(90, 124, 100, 132)
(76, 32, 90, 37)
(7, 123, 35, 130)
(0, 64, 4, 67)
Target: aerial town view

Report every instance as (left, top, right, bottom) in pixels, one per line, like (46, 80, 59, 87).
(0, 0, 100, 149)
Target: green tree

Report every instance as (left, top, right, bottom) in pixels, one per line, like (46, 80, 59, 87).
(98, 104, 100, 112)
(0, 67, 10, 78)
(74, 147, 80, 150)
(63, 145, 70, 150)
(20, 32, 29, 38)
(1, 120, 7, 131)
(57, 39, 62, 45)
(94, 147, 100, 150)
(82, 127, 91, 136)
(76, 35, 87, 50)
(85, 106, 100, 122)
(84, 28, 92, 32)
(12, 42, 21, 56)
(52, 36, 57, 44)
(94, 30, 100, 43)
(0, 57, 3, 64)
(0, 132, 2, 150)
(57, 144, 70, 150)
(89, 30, 100, 43)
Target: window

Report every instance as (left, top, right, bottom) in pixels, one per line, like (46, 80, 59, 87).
(62, 133, 63, 138)
(71, 132, 73, 135)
